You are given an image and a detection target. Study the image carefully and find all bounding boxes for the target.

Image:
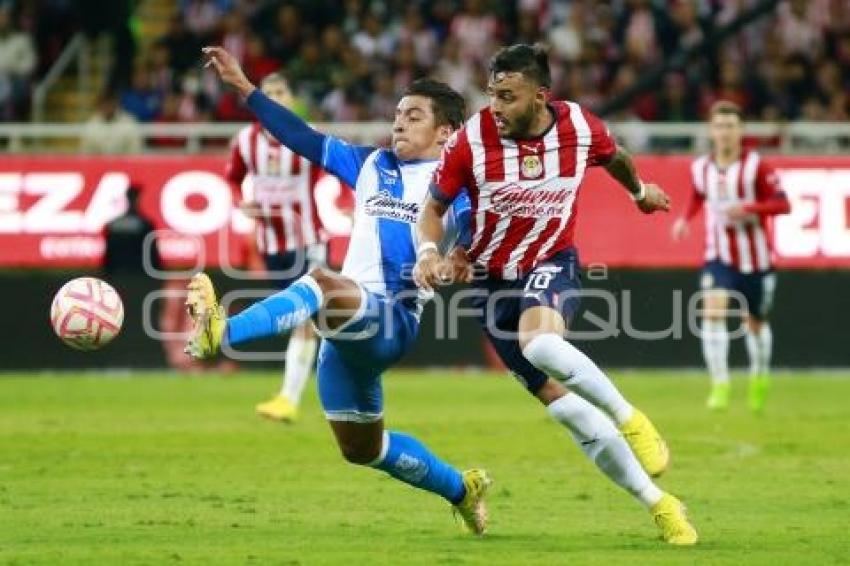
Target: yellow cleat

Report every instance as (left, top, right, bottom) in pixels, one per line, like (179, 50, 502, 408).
(651, 493, 698, 545)
(256, 394, 299, 422)
(619, 409, 670, 477)
(184, 272, 225, 360)
(452, 469, 492, 536)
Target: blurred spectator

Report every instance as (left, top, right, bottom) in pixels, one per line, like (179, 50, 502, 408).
(76, 0, 135, 89)
(657, 73, 698, 122)
(160, 15, 201, 75)
(352, 11, 392, 59)
(120, 67, 162, 122)
(103, 186, 160, 275)
(390, 41, 425, 94)
(393, 5, 438, 67)
(434, 38, 473, 96)
(776, 0, 826, 58)
(27, 0, 838, 125)
(450, 0, 500, 65)
(180, 0, 231, 40)
(287, 38, 332, 102)
(33, 0, 75, 76)
(220, 10, 248, 63)
(0, 4, 36, 120)
(242, 33, 279, 83)
(149, 41, 176, 95)
(701, 62, 752, 116)
(547, 3, 584, 62)
(266, 4, 303, 62)
(81, 91, 143, 154)
(369, 73, 397, 119)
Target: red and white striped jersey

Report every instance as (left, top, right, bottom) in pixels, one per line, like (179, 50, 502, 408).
(226, 123, 324, 255)
(690, 150, 783, 273)
(431, 102, 616, 280)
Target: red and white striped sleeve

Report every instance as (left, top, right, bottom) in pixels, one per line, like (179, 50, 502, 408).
(581, 107, 616, 166)
(745, 159, 791, 216)
(225, 135, 248, 186)
(431, 128, 473, 204)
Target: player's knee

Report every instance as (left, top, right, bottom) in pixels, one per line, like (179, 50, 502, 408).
(337, 441, 381, 466)
(745, 315, 764, 332)
(521, 332, 561, 371)
(518, 332, 540, 353)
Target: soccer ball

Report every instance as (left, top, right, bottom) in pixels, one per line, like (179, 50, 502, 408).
(50, 277, 124, 351)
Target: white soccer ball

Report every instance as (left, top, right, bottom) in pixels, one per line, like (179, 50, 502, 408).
(50, 277, 124, 351)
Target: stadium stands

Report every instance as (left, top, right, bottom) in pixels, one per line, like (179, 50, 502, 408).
(6, 0, 850, 127)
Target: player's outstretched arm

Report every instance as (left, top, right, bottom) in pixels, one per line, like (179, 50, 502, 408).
(203, 46, 370, 187)
(604, 145, 670, 214)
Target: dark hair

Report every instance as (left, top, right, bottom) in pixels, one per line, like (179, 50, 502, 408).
(488, 44, 551, 88)
(404, 78, 467, 130)
(709, 100, 743, 120)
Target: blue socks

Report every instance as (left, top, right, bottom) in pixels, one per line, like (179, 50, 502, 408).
(371, 431, 466, 504)
(225, 275, 323, 346)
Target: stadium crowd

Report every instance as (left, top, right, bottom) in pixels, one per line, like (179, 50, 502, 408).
(2, 0, 850, 124)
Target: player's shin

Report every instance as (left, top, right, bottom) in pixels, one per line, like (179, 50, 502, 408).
(522, 334, 634, 425)
(369, 431, 466, 504)
(226, 275, 323, 346)
(547, 394, 663, 508)
(701, 319, 729, 383)
(758, 324, 772, 374)
(281, 332, 318, 405)
(746, 324, 772, 412)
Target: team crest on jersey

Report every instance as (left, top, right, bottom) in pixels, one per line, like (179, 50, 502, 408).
(521, 155, 543, 178)
(365, 190, 420, 223)
(378, 167, 398, 186)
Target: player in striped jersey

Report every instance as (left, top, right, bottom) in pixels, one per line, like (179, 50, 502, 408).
(416, 44, 697, 545)
(226, 73, 326, 422)
(190, 46, 491, 535)
(672, 101, 791, 412)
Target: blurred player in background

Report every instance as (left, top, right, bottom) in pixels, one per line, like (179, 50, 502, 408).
(672, 101, 791, 412)
(226, 73, 326, 422)
(416, 44, 697, 545)
(191, 46, 491, 535)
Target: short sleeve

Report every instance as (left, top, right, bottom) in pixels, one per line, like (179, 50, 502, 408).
(581, 107, 616, 166)
(321, 137, 375, 189)
(225, 136, 247, 185)
(431, 129, 473, 204)
(690, 157, 708, 196)
(755, 159, 783, 200)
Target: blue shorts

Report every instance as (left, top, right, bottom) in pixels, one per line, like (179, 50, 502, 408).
(701, 260, 777, 320)
(316, 287, 419, 423)
(470, 248, 583, 394)
(263, 244, 327, 289)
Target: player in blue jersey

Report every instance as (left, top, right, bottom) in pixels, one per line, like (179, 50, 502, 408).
(186, 46, 490, 534)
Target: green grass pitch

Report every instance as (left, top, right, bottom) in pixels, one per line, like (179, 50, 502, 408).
(1, 370, 849, 565)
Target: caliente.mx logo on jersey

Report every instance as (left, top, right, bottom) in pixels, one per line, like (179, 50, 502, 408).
(365, 190, 420, 223)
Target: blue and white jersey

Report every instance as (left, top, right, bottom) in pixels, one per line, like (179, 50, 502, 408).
(322, 137, 470, 313)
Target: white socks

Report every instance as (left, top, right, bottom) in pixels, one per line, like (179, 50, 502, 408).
(281, 333, 318, 405)
(745, 324, 772, 376)
(547, 394, 663, 508)
(522, 334, 634, 426)
(701, 319, 729, 384)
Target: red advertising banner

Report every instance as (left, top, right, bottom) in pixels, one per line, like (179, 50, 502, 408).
(1, 155, 848, 269)
(0, 156, 353, 269)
